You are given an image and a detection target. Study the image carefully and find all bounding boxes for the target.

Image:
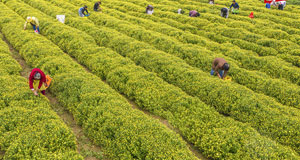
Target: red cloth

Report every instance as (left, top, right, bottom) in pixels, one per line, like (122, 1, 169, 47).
(264, 0, 272, 3)
(249, 12, 254, 18)
(29, 68, 46, 89)
(265, 0, 285, 3)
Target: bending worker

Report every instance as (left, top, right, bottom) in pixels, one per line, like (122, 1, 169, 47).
(79, 5, 89, 17)
(278, 2, 284, 10)
(211, 58, 230, 79)
(220, 7, 229, 18)
(189, 10, 200, 17)
(146, 5, 154, 15)
(24, 16, 40, 34)
(94, 1, 102, 11)
(230, 0, 239, 14)
(29, 68, 51, 96)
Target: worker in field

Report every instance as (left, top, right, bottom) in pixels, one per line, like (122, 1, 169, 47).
(249, 12, 254, 18)
(94, 1, 102, 12)
(265, 2, 271, 9)
(178, 9, 185, 14)
(211, 58, 230, 79)
(24, 17, 40, 34)
(230, 0, 239, 14)
(209, 0, 214, 4)
(281, 1, 286, 7)
(220, 7, 229, 18)
(278, 2, 284, 10)
(79, 5, 89, 17)
(29, 68, 52, 96)
(270, 0, 276, 7)
(146, 5, 154, 15)
(189, 10, 200, 17)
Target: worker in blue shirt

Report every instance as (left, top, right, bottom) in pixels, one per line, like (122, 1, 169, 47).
(230, 0, 239, 14)
(79, 5, 89, 17)
(266, 3, 271, 9)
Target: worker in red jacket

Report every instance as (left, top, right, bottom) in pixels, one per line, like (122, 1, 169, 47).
(29, 68, 49, 96)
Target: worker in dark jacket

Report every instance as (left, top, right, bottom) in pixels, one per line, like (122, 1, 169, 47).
(79, 5, 89, 17)
(220, 8, 229, 18)
(211, 58, 230, 79)
(94, 1, 102, 11)
(230, 0, 239, 14)
(278, 2, 284, 10)
(146, 5, 154, 15)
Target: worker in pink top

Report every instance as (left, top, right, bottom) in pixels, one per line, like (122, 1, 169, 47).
(189, 10, 200, 17)
(29, 68, 50, 96)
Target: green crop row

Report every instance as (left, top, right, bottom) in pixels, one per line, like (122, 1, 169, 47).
(168, 0, 300, 47)
(116, 0, 300, 56)
(189, 0, 300, 20)
(287, 0, 300, 5)
(168, 0, 300, 45)
(0, 34, 82, 159)
(214, 0, 300, 19)
(173, 0, 300, 35)
(18, 0, 300, 156)
(122, 1, 297, 55)
(186, 0, 300, 29)
(109, 0, 300, 58)
(104, 4, 285, 58)
(0, 1, 199, 159)
(46, 0, 300, 110)
(91, 4, 300, 104)
(0, 34, 21, 75)
(105, 0, 300, 86)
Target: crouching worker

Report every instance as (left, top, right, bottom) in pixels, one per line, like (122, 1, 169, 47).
(24, 17, 40, 34)
(189, 10, 200, 17)
(220, 7, 229, 18)
(230, 0, 239, 14)
(79, 5, 89, 17)
(146, 5, 154, 15)
(211, 58, 230, 79)
(94, 1, 102, 12)
(29, 68, 52, 96)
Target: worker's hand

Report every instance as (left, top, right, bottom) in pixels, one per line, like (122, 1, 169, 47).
(33, 90, 38, 96)
(44, 82, 48, 87)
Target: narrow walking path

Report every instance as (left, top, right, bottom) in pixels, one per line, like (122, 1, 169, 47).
(1, 33, 105, 160)
(125, 94, 208, 160)
(0, 150, 4, 159)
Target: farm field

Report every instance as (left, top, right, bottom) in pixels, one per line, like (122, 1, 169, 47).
(0, 0, 299, 159)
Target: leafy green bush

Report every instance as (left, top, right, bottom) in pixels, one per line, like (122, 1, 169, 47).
(0, 2, 197, 159)
(12, 0, 300, 158)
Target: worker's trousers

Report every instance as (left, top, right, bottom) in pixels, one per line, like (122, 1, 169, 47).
(210, 69, 224, 78)
(32, 25, 40, 33)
